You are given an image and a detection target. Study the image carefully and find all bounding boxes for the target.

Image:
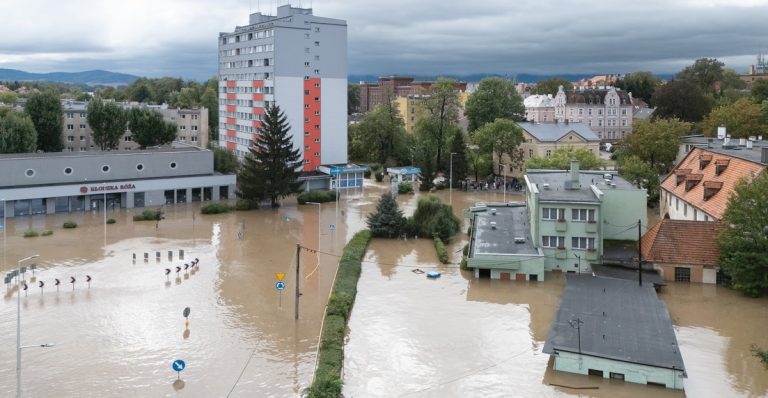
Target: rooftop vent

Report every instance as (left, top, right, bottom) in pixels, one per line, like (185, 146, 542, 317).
(514, 237, 526, 243)
(542, 183, 551, 190)
(603, 173, 613, 180)
(490, 221, 497, 230)
(609, 183, 617, 188)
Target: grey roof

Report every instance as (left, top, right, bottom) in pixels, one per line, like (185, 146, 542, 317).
(471, 204, 539, 256)
(0, 146, 203, 160)
(590, 264, 665, 287)
(681, 135, 768, 165)
(526, 170, 638, 203)
(633, 107, 654, 120)
(517, 122, 600, 143)
(543, 275, 685, 371)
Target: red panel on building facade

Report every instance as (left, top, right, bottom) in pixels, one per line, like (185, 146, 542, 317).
(226, 105, 236, 113)
(227, 117, 236, 125)
(252, 121, 263, 129)
(303, 78, 321, 171)
(252, 80, 264, 88)
(253, 107, 265, 115)
(226, 80, 237, 88)
(226, 141, 236, 150)
(226, 129, 236, 137)
(252, 93, 264, 101)
(226, 93, 236, 100)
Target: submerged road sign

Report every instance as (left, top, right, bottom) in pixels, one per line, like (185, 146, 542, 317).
(172, 359, 186, 372)
(275, 272, 285, 282)
(275, 281, 285, 291)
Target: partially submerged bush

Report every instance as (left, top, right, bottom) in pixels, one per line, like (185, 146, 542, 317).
(63, 221, 77, 229)
(23, 230, 39, 238)
(297, 190, 337, 205)
(41, 230, 53, 236)
(434, 235, 449, 264)
(201, 202, 232, 214)
(106, 218, 116, 224)
(133, 209, 163, 221)
(398, 182, 413, 194)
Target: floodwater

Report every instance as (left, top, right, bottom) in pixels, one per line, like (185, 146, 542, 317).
(343, 188, 768, 398)
(1, 183, 766, 397)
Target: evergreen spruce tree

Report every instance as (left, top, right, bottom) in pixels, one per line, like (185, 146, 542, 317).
(449, 129, 468, 186)
(366, 192, 405, 238)
(237, 105, 302, 208)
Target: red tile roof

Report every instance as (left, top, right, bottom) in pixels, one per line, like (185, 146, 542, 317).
(641, 219, 723, 267)
(661, 147, 765, 220)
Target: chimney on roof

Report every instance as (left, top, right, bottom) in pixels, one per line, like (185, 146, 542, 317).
(566, 159, 581, 190)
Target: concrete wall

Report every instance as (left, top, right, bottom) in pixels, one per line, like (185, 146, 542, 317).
(320, 77, 348, 165)
(601, 188, 648, 239)
(468, 253, 545, 281)
(553, 351, 685, 390)
(652, 262, 718, 284)
(660, 189, 715, 221)
(0, 149, 214, 188)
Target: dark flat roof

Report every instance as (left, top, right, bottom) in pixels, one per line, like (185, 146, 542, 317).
(682, 135, 768, 165)
(543, 275, 685, 371)
(472, 204, 539, 256)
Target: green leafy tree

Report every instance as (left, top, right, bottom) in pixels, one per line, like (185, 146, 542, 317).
(200, 81, 219, 143)
(702, 97, 768, 139)
(615, 71, 660, 106)
(176, 86, 201, 109)
(677, 58, 725, 93)
(718, 172, 768, 297)
(213, 147, 239, 174)
(533, 77, 573, 96)
(525, 146, 603, 170)
(366, 192, 405, 238)
(448, 129, 468, 186)
(0, 112, 37, 153)
(415, 78, 461, 170)
(618, 155, 660, 202)
(238, 105, 302, 208)
(620, 118, 690, 173)
(127, 108, 177, 148)
(0, 91, 18, 104)
(751, 79, 768, 103)
(24, 91, 63, 152)
(467, 146, 492, 182)
(410, 195, 460, 242)
(348, 97, 407, 165)
(416, 143, 436, 192)
(348, 84, 360, 115)
(472, 118, 524, 175)
(465, 77, 525, 131)
(87, 98, 128, 150)
(128, 80, 154, 103)
(651, 80, 713, 122)
(720, 69, 747, 91)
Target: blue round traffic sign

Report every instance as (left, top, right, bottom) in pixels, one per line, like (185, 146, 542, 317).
(172, 359, 186, 372)
(275, 281, 286, 291)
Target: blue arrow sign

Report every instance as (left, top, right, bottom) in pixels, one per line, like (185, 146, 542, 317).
(172, 359, 186, 372)
(275, 281, 285, 291)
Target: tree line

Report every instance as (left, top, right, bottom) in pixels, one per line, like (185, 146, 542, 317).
(0, 90, 179, 153)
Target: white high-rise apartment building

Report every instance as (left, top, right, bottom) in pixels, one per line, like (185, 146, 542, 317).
(218, 5, 348, 171)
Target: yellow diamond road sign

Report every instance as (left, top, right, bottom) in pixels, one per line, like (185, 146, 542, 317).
(275, 272, 285, 282)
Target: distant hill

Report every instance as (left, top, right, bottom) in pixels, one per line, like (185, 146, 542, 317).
(0, 69, 138, 86)
(349, 73, 675, 84)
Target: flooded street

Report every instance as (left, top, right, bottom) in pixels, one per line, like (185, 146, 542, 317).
(1, 182, 767, 397)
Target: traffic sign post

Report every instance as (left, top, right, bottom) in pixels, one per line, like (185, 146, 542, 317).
(183, 307, 191, 327)
(172, 359, 186, 380)
(275, 278, 286, 308)
(329, 224, 335, 231)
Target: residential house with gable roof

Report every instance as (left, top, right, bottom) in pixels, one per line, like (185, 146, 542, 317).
(553, 86, 633, 142)
(641, 219, 724, 284)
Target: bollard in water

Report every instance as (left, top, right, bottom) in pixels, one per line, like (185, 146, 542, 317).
(179, 250, 185, 260)
(133, 253, 137, 260)
(144, 252, 149, 261)
(156, 251, 161, 259)
(168, 251, 173, 260)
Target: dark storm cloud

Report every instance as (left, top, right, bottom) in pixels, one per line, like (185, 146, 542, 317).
(1, 0, 767, 79)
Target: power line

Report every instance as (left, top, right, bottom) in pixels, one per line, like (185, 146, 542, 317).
(227, 347, 257, 397)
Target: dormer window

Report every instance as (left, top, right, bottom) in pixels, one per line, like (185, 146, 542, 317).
(685, 174, 703, 191)
(715, 159, 730, 176)
(699, 154, 712, 170)
(675, 169, 692, 185)
(703, 181, 723, 201)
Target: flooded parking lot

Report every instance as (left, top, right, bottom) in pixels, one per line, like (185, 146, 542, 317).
(1, 182, 767, 397)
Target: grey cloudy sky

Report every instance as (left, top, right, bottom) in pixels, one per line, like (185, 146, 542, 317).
(1, 0, 768, 80)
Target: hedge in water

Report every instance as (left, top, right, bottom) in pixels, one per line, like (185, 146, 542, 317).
(306, 230, 372, 398)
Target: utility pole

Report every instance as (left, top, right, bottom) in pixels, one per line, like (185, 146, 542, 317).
(294, 243, 301, 320)
(637, 219, 642, 286)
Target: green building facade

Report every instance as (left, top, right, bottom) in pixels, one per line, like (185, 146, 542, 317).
(524, 160, 647, 273)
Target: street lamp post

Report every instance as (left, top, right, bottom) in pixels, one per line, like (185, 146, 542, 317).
(102, 182, 106, 248)
(575, 254, 581, 274)
(306, 202, 321, 239)
(449, 152, 456, 204)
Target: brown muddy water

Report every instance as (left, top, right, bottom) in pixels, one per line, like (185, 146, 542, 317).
(1, 183, 766, 397)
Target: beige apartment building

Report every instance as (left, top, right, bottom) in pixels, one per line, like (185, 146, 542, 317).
(61, 101, 209, 152)
(498, 121, 601, 178)
(526, 86, 633, 143)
